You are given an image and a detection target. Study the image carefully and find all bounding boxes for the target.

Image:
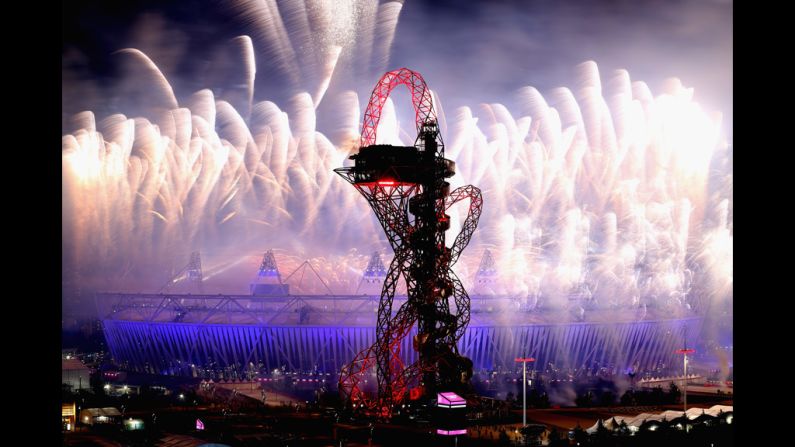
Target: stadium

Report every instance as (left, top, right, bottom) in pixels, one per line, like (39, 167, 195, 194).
(98, 250, 702, 380)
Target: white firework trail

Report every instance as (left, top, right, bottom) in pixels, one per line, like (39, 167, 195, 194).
(62, 3, 730, 320)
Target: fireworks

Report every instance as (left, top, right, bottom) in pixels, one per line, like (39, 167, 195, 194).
(62, 4, 731, 316)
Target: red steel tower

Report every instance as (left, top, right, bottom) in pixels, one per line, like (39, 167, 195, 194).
(335, 68, 482, 418)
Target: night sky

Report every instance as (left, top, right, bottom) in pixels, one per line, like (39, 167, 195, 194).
(62, 0, 732, 135)
(61, 0, 733, 317)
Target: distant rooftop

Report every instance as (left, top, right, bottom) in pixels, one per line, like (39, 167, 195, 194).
(62, 358, 89, 371)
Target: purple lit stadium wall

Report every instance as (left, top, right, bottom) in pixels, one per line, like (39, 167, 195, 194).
(101, 312, 701, 376)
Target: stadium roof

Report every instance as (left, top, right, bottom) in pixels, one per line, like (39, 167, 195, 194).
(96, 292, 700, 327)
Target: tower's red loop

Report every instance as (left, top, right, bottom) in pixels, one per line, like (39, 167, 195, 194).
(360, 68, 436, 147)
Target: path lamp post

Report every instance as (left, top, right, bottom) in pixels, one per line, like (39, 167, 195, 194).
(514, 357, 536, 428)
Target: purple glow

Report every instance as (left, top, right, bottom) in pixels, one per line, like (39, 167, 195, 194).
(437, 429, 467, 436)
(62, 5, 732, 388)
(196, 419, 204, 430)
(101, 317, 703, 377)
(438, 392, 466, 406)
(437, 391, 466, 409)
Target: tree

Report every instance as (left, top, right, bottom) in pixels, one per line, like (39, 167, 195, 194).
(538, 392, 550, 409)
(668, 383, 681, 404)
(650, 386, 665, 404)
(620, 389, 636, 406)
(528, 389, 541, 407)
(617, 420, 630, 437)
(571, 424, 588, 445)
(498, 429, 510, 445)
(594, 419, 612, 442)
(548, 427, 567, 447)
(575, 391, 594, 407)
(599, 390, 616, 406)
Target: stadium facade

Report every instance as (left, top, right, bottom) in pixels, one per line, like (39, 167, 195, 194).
(98, 292, 701, 378)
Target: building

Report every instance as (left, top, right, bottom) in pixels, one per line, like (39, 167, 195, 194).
(62, 358, 90, 391)
(62, 402, 76, 432)
(79, 407, 122, 426)
(98, 292, 701, 378)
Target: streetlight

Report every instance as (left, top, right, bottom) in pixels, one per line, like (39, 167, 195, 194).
(676, 347, 695, 429)
(514, 357, 535, 428)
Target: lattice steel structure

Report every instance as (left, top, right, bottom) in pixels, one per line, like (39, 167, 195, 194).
(334, 68, 483, 417)
(250, 250, 290, 296)
(160, 251, 204, 294)
(356, 252, 388, 295)
(255, 250, 282, 284)
(362, 252, 387, 283)
(474, 249, 498, 293)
